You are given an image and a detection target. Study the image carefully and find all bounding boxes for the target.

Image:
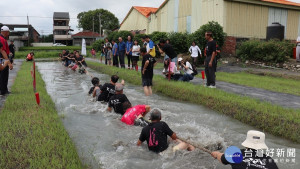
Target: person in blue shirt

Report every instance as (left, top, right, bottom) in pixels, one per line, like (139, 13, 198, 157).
(118, 37, 126, 68)
(112, 39, 119, 67)
(126, 36, 133, 69)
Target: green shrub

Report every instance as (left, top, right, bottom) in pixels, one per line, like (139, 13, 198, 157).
(150, 31, 168, 44)
(107, 31, 118, 41)
(92, 39, 105, 52)
(189, 21, 226, 51)
(237, 39, 292, 63)
(19, 46, 92, 51)
(113, 31, 133, 42)
(167, 32, 189, 54)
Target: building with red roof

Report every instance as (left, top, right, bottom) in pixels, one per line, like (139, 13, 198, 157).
(72, 31, 101, 46)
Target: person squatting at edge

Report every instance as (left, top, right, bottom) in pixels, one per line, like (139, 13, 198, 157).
(137, 109, 195, 153)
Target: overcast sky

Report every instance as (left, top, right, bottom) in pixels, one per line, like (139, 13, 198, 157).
(0, 0, 165, 35)
(1, 0, 300, 35)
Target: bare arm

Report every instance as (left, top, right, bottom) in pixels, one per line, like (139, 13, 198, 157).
(171, 132, 177, 140)
(211, 151, 224, 163)
(1, 50, 12, 69)
(137, 140, 142, 146)
(142, 60, 149, 74)
(157, 45, 164, 54)
(209, 52, 216, 67)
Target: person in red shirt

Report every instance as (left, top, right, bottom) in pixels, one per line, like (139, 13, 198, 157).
(121, 103, 151, 126)
(0, 26, 13, 95)
(0, 43, 10, 71)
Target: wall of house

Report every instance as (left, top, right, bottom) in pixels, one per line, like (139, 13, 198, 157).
(119, 9, 149, 31)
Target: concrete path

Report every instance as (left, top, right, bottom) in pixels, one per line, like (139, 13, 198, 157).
(0, 59, 23, 109)
(86, 58, 300, 109)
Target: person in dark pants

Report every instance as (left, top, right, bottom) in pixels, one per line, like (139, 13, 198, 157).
(118, 37, 126, 68)
(125, 36, 133, 69)
(8, 41, 15, 64)
(0, 26, 13, 95)
(112, 40, 119, 67)
(141, 47, 156, 96)
(204, 31, 217, 88)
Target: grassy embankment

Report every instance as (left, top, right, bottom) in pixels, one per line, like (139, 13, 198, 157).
(195, 71, 300, 96)
(0, 62, 83, 168)
(86, 60, 300, 143)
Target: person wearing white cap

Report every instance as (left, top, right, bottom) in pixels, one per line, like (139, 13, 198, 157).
(211, 130, 278, 169)
(0, 26, 13, 95)
(177, 57, 194, 82)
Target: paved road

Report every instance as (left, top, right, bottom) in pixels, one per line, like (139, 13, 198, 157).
(86, 58, 300, 109)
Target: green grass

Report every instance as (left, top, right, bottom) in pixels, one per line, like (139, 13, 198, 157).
(87, 60, 300, 143)
(19, 46, 92, 51)
(206, 71, 300, 96)
(0, 62, 83, 168)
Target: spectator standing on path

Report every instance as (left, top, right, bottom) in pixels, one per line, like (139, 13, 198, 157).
(132, 40, 140, 71)
(141, 37, 147, 48)
(296, 36, 300, 62)
(211, 130, 278, 169)
(103, 38, 112, 65)
(0, 43, 10, 71)
(141, 47, 157, 96)
(126, 36, 133, 69)
(118, 37, 126, 68)
(145, 35, 156, 58)
(91, 48, 96, 59)
(189, 41, 202, 65)
(0, 26, 13, 95)
(112, 40, 119, 67)
(9, 41, 15, 64)
(204, 31, 217, 88)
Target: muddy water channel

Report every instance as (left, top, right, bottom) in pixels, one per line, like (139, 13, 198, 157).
(37, 62, 300, 169)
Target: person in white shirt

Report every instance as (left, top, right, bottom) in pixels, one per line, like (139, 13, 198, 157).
(296, 36, 300, 62)
(189, 42, 202, 65)
(177, 57, 194, 82)
(132, 40, 140, 70)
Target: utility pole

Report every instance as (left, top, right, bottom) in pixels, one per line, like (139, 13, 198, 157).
(92, 16, 94, 42)
(99, 13, 101, 36)
(27, 14, 30, 46)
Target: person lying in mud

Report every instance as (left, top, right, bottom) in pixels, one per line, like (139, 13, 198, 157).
(107, 83, 130, 115)
(88, 77, 102, 99)
(98, 75, 120, 102)
(137, 109, 195, 153)
(162, 59, 182, 81)
(211, 130, 278, 169)
(121, 102, 151, 127)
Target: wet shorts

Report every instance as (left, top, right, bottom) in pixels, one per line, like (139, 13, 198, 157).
(142, 78, 152, 87)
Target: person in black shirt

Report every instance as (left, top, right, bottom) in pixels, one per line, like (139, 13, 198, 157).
(107, 83, 130, 115)
(158, 39, 177, 61)
(141, 47, 156, 96)
(211, 130, 278, 169)
(137, 109, 194, 153)
(204, 31, 217, 88)
(8, 41, 15, 64)
(98, 75, 122, 102)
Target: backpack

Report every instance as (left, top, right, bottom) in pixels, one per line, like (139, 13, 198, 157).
(190, 64, 198, 76)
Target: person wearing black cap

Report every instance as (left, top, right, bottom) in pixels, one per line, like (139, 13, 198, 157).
(0, 26, 13, 95)
(137, 109, 194, 153)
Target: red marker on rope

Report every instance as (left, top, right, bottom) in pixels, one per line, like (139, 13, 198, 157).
(35, 92, 40, 105)
(201, 71, 205, 86)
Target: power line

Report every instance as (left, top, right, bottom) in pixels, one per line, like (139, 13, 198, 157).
(0, 15, 77, 19)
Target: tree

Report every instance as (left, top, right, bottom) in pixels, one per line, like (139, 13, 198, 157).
(43, 34, 53, 43)
(77, 9, 119, 35)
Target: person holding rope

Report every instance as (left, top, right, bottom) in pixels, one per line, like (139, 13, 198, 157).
(98, 75, 124, 102)
(137, 109, 195, 153)
(121, 102, 151, 127)
(107, 83, 130, 115)
(88, 77, 102, 99)
(211, 130, 278, 169)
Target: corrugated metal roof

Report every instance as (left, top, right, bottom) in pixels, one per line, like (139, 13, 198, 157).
(53, 12, 70, 19)
(262, 0, 300, 7)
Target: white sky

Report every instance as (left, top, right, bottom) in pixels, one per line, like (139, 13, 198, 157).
(0, 0, 165, 35)
(1, 0, 300, 35)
